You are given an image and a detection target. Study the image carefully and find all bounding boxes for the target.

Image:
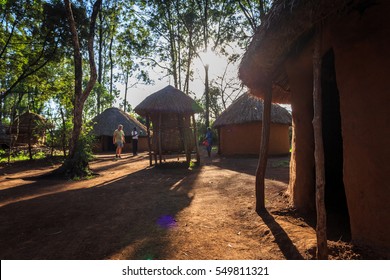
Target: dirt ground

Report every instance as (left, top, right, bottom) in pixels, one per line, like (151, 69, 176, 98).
(0, 149, 382, 260)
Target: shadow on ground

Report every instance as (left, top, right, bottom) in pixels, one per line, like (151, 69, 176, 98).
(0, 163, 200, 259)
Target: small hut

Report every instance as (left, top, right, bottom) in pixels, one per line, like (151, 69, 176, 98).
(213, 93, 291, 156)
(134, 85, 202, 165)
(239, 0, 390, 255)
(10, 111, 48, 145)
(92, 107, 148, 152)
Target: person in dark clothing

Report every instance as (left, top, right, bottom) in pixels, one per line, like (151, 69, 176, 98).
(204, 127, 213, 157)
(131, 127, 139, 156)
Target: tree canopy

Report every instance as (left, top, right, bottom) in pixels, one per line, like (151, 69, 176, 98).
(0, 0, 272, 175)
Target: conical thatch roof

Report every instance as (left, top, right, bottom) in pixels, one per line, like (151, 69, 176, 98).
(134, 85, 203, 116)
(11, 111, 50, 132)
(13, 111, 47, 125)
(213, 93, 291, 128)
(92, 107, 147, 136)
(239, 0, 351, 103)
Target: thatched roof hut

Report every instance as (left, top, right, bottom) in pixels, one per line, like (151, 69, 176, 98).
(134, 85, 202, 165)
(239, 0, 390, 256)
(214, 93, 291, 127)
(135, 85, 203, 115)
(92, 107, 148, 152)
(213, 93, 291, 156)
(239, 0, 354, 104)
(10, 111, 48, 145)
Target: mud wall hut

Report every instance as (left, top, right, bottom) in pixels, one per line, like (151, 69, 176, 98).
(239, 0, 390, 253)
(134, 85, 202, 165)
(213, 93, 291, 156)
(92, 107, 148, 153)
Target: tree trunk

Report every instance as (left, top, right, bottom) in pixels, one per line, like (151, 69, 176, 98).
(60, 0, 101, 178)
(123, 71, 128, 112)
(97, 2, 103, 115)
(255, 84, 272, 213)
(146, 115, 152, 166)
(59, 106, 67, 157)
(109, 28, 114, 100)
(313, 27, 328, 260)
(205, 64, 210, 128)
(158, 113, 162, 164)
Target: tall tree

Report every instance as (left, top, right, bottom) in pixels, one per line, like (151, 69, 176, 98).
(0, 0, 61, 105)
(59, 0, 101, 177)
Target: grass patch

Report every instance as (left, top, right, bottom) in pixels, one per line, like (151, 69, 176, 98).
(0, 150, 47, 163)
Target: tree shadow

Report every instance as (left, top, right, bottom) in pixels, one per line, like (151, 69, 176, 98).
(258, 209, 304, 260)
(0, 165, 200, 259)
(211, 155, 290, 184)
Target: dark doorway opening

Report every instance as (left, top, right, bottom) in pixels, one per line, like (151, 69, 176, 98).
(106, 136, 115, 151)
(321, 49, 351, 241)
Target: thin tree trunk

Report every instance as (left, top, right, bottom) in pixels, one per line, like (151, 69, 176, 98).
(97, 2, 103, 114)
(184, 34, 193, 95)
(313, 27, 328, 260)
(205, 64, 210, 128)
(146, 115, 152, 166)
(123, 71, 129, 112)
(59, 106, 67, 157)
(62, 0, 100, 176)
(158, 113, 162, 164)
(255, 84, 272, 213)
(109, 27, 114, 99)
(27, 117, 33, 160)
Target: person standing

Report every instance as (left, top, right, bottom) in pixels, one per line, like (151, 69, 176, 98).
(204, 127, 213, 158)
(113, 124, 125, 158)
(131, 127, 139, 156)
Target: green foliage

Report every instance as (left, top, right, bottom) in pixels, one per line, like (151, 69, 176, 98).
(59, 126, 96, 179)
(0, 149, 47, 163)
(71, 131, 95, 169)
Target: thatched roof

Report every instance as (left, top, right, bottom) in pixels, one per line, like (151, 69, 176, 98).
(92, 107, 147, 136)
(13, 111, 47, 125)
(213, 93, 292, 128)
(134, 85, 203, 116)
(11, 111, 49, 132)
(239, 0, 352, 103)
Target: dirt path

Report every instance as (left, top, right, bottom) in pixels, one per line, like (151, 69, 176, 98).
(0, 151, 370, 259)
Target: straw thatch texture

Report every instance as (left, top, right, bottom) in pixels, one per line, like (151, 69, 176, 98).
(134, 85, 203, 116)
(92, 107, 147, 137)
(11, 111, 49, 144)
(134, 85, 202, 162)
(213, 93, 291, 128)
(150, 113, 195, 153)
(239, 0, 351, 103)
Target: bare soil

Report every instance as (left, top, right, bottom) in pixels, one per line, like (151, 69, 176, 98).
(0, 150, 381, 260)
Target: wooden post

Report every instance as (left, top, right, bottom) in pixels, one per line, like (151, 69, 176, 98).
(178, 114, 190, 164)
(158, 112, 162, 164)
(255, 84, 272, 213)
(313, 27, 328, 260)
(146, 115, 152, 166)
(192, 114, 200, 164)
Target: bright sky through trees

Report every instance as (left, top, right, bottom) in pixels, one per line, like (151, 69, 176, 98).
(115, 46, 243, 108)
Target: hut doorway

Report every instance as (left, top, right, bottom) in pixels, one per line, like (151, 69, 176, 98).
(106, 136, 115, 151)
(321, 49, 351, 241)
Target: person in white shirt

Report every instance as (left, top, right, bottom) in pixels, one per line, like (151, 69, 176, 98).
(131, 127, 139, 156)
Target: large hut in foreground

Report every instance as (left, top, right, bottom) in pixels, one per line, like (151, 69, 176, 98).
(213, 93, 291, 156)
(134, 85, 202, 165)
(92, 107, 148, 153)
(239, 0, 390, 257)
